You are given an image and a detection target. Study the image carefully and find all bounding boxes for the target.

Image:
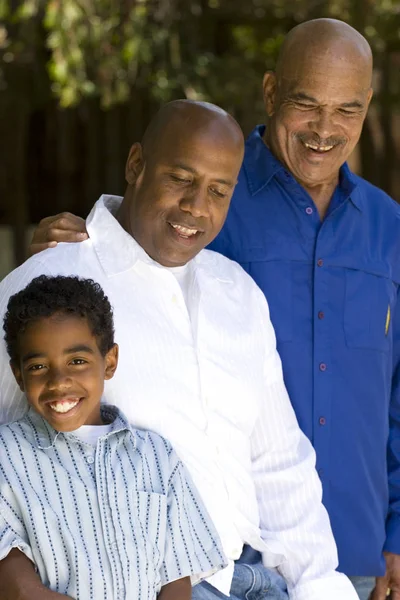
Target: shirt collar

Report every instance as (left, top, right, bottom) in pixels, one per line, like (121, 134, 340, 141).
(86, 194, 232, 282)
(86, 195, 150, 276)
(243, 125, 284, 195)
(244, 125, 361, 210)
(27, 404, 134, 450)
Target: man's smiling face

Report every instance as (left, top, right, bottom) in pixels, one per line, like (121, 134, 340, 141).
(123, 113, 244, 267)
(263, 37, 372, 190)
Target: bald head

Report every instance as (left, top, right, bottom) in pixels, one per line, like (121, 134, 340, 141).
(141, 99, 244, 158)
(262, 19, 373, 195)
(120, 99, 244, 267)
(276, 19, 372, 87)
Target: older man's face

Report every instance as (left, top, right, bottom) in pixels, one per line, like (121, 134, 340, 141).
(126, 123, 243, 267)
(264, 48, 372, 188)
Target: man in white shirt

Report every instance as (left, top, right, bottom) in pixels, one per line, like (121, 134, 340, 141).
(0, 100, 357, 600)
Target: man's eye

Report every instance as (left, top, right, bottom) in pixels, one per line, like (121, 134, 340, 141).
(170, 175, 190, 183)
(295, 102, 315, 110)
(338, 108, 358, 116)
(28, 364, 45, 372)
(210, 188, 226, 199)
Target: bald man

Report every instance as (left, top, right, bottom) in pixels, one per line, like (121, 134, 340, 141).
(0, 102, 357, 600)
(27, 19, 400, 600)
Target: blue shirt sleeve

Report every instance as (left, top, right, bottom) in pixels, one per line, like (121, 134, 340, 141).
(160, 451, 227, 586)
(385, 287, 400, 555)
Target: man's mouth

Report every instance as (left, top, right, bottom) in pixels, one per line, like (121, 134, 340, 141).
(303, 141, 334, 153)
(47, 397, 82, 414)
(170, 223, 199, 238)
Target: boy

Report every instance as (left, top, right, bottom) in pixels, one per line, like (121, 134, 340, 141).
(0, 275, 226, 600)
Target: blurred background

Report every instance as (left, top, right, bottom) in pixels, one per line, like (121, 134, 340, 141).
(1, 0, 399, 276)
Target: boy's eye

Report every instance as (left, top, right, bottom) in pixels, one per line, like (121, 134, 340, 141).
(70, 358, 87, 366)
(28, 364, 45, 372)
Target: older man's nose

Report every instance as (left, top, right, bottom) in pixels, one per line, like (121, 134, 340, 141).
(309, 109, 335, 141)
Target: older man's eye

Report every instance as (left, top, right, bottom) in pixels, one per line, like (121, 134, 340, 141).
(170, 174, 190, 183)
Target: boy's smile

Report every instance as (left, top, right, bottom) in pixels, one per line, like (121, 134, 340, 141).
(12, 313, 118, 432)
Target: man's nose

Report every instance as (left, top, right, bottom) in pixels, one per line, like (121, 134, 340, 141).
(309, 108, 334, 140)
(46, 368, 72, 390)
(179, 187, 210, 218)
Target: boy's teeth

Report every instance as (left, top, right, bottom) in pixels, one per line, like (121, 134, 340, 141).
(49, 399, 80, 413)
(171, 224, 198, 236)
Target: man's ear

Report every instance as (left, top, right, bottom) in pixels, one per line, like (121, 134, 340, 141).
(262, 71, 277, 117)
(125, 143, 145, 185)
(10, 361, 24, 392)
(104, 344, 119, 381)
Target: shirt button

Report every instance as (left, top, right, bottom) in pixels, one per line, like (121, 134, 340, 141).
(319, 417, 326, 426)
(112, 541, 118, 550)
(172, 294, 178, 304)
(318, 311, 325, 319)
(319, 362, 327, 371)
(305, 207, 313, 215)
(317, 258, 324, 267)
(86, 456, 94, 464)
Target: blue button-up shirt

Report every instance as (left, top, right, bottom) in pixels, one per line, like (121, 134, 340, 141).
(0, 405, 226, 599)
(209, 125, 400, 576)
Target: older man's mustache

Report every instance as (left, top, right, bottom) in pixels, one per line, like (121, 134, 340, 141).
(296, 133, 347, 148)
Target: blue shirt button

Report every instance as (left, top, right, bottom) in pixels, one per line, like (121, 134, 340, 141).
(306, 207, 313, 215)
(319, 363, 327, 372)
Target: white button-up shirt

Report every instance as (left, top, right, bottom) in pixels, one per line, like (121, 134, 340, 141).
(0, 196, 357, 600)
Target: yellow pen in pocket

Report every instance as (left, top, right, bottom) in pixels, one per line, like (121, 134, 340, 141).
(385, 304, 391, 336)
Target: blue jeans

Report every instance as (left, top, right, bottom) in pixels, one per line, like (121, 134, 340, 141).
(192, 547, 288, 600)
(349, 576, 375, 600)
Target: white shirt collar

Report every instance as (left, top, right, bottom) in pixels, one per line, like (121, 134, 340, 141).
(86, 194, 231, 282)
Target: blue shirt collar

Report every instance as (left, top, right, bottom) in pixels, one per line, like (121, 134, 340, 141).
(26, 404, 134, 450)
(244, 125, 361, 211)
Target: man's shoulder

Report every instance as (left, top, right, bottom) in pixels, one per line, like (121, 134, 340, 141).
(0, 239, 101, 297)
(197, 248, 259, 289)
(353, 174, 400, 220)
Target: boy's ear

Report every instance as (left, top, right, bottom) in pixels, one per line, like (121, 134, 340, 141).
(10, 360, 25, 392)
(104, 344, 119, 380)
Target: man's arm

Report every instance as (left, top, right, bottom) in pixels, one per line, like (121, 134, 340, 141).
(158, 577, 191, 600)
(250, 286, 358, 600)
(371, 289, 400, 600)
(29, 213, 88, 256)
(0, 550, 72, 600)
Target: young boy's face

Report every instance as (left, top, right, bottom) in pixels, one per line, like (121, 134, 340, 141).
(11, 313, 118, 432)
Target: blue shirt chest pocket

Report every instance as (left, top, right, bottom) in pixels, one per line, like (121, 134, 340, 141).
(344, 268, 398, 352)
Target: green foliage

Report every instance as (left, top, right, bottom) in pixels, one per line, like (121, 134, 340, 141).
(1, 0, 400, 109)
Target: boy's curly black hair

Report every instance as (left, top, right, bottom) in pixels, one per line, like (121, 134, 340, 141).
(3, 275, 115, 364)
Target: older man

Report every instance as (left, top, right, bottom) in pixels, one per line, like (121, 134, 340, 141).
(29, 19, 400, 600)
(0, 101, 356, 600)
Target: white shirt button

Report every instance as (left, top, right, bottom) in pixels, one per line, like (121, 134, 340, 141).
(86, 456, 94, 464)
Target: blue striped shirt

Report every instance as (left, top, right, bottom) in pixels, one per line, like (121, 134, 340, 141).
(0, 405, 226, 599)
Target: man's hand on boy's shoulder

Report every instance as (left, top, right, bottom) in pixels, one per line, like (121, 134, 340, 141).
(0, 549, 73, 600)
(157, 576, 191, 600)
(29, 212, 88, 256)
